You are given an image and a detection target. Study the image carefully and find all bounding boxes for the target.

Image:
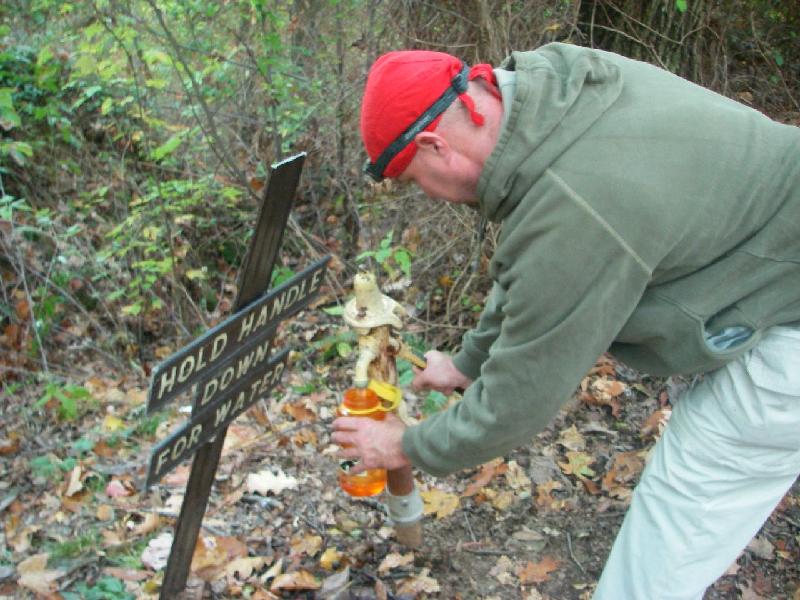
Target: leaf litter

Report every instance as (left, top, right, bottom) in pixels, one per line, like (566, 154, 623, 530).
(2, 319, 798, 599)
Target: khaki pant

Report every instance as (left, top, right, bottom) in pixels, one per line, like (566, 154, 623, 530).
(594, 326, 800, 600)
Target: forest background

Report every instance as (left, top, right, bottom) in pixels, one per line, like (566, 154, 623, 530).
(1, 1, 799, 599)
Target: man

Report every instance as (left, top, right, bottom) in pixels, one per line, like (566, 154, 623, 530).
(331, 44, 800, 599)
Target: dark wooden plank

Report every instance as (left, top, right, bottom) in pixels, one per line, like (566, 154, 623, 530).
(160, 153, 307, 598)
(147, 257, 328, 414)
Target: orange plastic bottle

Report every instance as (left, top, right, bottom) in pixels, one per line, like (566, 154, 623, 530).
(337, 386, 387, 497)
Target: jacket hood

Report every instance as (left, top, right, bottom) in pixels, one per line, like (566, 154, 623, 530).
(478, 44, 624, 222)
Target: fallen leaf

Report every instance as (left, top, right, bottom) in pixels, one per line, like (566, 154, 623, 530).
(535, 480, 568, 512)
(557, 425, 586, 451)
(192, 535, 248, 580)
(593, 377, 626, 398)
(106, 478, 135, 498)
(96, 504, 114, 521)
(747, 536, 774, 560)
(421, 488, 460, 519)
(523, 587, 544, 600)
(558, 451, 596, 479)
(484, 488, 515, 511)
(319, 547, 342, 571)
(318, 566, 350, 598)
(518, 556, 560, 585)
(640, 407, 671, 439)
(739, 580, 766, 600)
(489, 555, 516, 585)
(102, 414, 125, 432)
(130, 512, 161, 537)
(17, 553, 64, 595)
(284, 401, 317, 422)
(141, 532, 173, 570)
(601, 450, 646, 497)
(223, 424, 260, 454)
(270, 570, 320, 592)
(589, 354, 616, 377)
(246, 470, 298, 495)
(0, 433, 21, 455)
(224, 556, 268, 581)
(581, 377, 625, 416)
(463, 459, 506, 497)
(102, 566, 150, 581)
(378, 552, 414, 575)
(292, 429, 318, 447)
(397, 567, 440, 595)
(505, 460, 532, 491)
(64, 465, 84, 497)
(290, 534, 322, 558)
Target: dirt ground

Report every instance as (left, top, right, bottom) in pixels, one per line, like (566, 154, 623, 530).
(2, 317, 799, 599)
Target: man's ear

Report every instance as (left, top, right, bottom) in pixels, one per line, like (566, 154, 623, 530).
(413, 131, 449, 156)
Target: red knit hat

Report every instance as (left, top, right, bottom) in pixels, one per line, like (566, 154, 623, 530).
(360, 50, 499, 181)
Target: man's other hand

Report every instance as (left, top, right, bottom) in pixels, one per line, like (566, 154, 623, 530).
(411, 350, 473, 394)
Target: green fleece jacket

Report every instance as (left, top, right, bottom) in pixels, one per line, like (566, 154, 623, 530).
(402, 43, 800, 477)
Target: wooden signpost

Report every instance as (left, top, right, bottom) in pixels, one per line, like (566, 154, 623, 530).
(143, 153, 330, 598)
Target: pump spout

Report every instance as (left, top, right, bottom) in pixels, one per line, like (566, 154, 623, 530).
(353, 336, 380, 388)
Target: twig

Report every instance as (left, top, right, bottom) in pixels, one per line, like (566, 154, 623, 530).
(462, 511, 477, 543)
(462, 547, 509, 556)
(566, 531, 587, 576)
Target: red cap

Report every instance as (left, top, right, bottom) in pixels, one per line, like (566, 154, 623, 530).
(360, 50, 498, 181)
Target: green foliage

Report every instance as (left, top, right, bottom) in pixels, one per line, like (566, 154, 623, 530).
(357, 230, 413, 280)
(46, 530, 100, 560)
(312, 329, 357, 362)
(35, 381, 93, 420)
(675, 0, 688, 13)
(64, 577, 134, 600)
(30, 453, 76, 480)
(106, 537, 150, 570)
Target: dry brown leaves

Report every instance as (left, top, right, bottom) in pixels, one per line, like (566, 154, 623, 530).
(518, 556, 561, 585)
(421, 488, 460, 519)
(601, 450, 647, 501)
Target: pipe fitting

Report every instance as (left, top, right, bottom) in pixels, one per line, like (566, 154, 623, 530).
(385, 487, 424, 525)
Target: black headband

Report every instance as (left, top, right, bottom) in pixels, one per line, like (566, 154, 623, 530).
(363, 63, 470, 182)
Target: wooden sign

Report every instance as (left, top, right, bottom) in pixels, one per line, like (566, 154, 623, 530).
(146, 349, 289, 486)
(142, 153, 330, 599)
(146, 258, 327, 414)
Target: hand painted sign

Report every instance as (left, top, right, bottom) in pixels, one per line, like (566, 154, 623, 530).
(145, 153, 331, 599)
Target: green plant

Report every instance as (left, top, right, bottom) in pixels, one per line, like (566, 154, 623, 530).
(106, 536, 150, 570)
(63, 576, 134, 600)
(30, 453, 76, 481)
(46, 530, 100, 560)
(34, 381, 93, 420)
(311, 329, 357, 362)
(357, 230, 413, 280)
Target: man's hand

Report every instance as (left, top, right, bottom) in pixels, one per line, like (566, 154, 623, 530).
(331, 412, 410, 475)
(412, 350, 473, 394)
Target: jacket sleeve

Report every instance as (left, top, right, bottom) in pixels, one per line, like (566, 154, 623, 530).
(403, 175, 653, 476)
(452, 282, 505, 380)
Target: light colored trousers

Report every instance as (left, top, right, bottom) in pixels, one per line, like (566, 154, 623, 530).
(594, 326, 800, 600)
